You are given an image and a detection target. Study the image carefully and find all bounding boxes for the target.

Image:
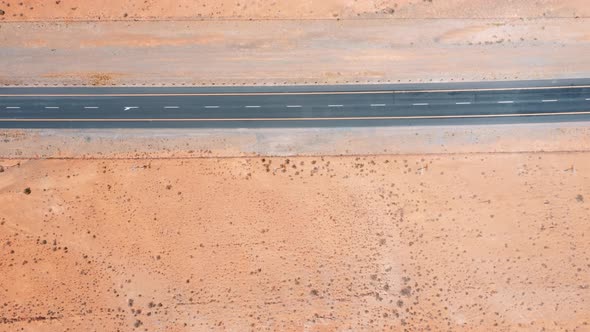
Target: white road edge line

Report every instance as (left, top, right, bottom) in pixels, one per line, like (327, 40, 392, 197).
(455, 102, 471, 105)
(164, 106, 179, 109)
(204, 106, 219, 108)
(542, 99, 558, 102)
(4, 84, 590, 98)
(286, 105, 302, 108)
(8, 111, 590, 122)
(370, 104, 386, 107)
(412, 103, 429, 106)
(497, 101, 514, 104)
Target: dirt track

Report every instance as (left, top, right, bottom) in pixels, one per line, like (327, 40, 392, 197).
(2, 17, 590, 87)
(2, 0, 590, 86)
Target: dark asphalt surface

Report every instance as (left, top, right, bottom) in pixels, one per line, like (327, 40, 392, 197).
(1, 79, 590, 128)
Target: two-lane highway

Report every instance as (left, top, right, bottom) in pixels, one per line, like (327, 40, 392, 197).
(1, 79, 590, 128)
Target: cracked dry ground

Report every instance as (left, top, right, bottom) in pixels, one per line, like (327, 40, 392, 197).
(0, 153, 589, 331)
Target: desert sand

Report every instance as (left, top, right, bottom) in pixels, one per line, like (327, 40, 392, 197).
(1, 0, 590, 331)
(0, 151, 589, 331)
(0, 0, 588, 21)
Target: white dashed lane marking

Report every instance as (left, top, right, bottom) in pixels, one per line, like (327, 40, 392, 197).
(6, 96, 590, 113)
(11, 111, 590, 123)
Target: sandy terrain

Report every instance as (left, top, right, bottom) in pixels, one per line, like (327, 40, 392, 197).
(0, 151, 589, 331)
(1, 1, 589, 331)
(0, 0, 588, 21)
(1, 17, 589, 86)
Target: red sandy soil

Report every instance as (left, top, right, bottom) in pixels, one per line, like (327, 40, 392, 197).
(0, 0, 588, 21)
(2, 35, 588, 332)
(0, 1, 589, 330)
(0, 153, 588, 331)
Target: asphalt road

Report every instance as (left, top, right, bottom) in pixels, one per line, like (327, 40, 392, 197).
(1, 79, 590, 128)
